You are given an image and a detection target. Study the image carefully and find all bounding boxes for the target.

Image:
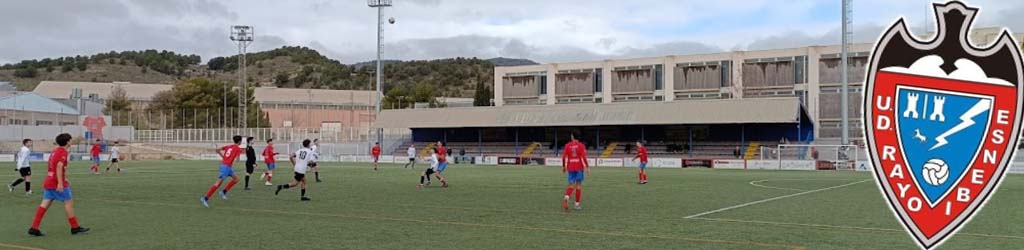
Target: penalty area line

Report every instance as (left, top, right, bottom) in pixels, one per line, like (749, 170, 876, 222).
(88, 198, 805, 250)
(0, 243, 45, 250)
(685, 179, 871, 219)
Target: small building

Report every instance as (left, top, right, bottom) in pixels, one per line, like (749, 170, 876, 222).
(0, 92, 81, 126)
(32, 81, 378, 129)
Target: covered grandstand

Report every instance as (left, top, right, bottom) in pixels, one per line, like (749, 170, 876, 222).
(375, 97, 813, 167)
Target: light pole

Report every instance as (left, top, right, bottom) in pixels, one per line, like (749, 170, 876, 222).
(231, 25, 254, 129)
(840, 0, 852, 146)
(368, 0, 392, 144)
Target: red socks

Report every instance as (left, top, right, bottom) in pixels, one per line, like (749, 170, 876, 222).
(68, 217, 79, 228)
(574, 189, 582, 203)
(31, 206, 46, 229)
(205, 184, 219, 199)
(224, 179, 239, 193)
(642, 172, 648, 182)
(564, 187, 574, 197)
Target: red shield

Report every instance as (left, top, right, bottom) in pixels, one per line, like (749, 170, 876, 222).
(868, 70, 1018, 240)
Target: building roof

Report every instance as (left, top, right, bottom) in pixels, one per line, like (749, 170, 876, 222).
(33, 81, 377, 106)
(375, 97, 805, 129)
(33, 81, 172, 102)
(0, 92, 79, 115)
(0, 81, 16, 92)
(252, 87, 376, 106)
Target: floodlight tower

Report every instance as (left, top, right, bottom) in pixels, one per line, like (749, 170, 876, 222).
(231, 25, 254, 128)
(368, 0, 392, 144)
(840, 0, 852, 146)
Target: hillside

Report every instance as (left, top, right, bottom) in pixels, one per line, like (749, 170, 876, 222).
(0, 47, 537, 100)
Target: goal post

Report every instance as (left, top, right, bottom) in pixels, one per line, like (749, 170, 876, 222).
(762, 144, 862, 170)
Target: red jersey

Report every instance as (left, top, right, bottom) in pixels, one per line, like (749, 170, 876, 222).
(44, 147, 70, 189)
(637, 146, 648, 163)
(90, 144, 101, 157)
(220, 144, 241, 167)
(371, 145, 381, 157)
(263, 145, 276, 164)
(562, 141, 588, 171)
(437, 145, 447, 163)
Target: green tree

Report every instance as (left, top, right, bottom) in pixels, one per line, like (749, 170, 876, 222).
(411, 82, 440, 107)
(13, 66, 37, 78)
(149, 78, 270, 128)
(382, 86, 409, 109)
(473, 81, 492, 106)
(273, 72, 290, 87)
(105, 85, 134, 125)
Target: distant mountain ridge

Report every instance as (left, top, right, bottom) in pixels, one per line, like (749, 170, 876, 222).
(0, 46, 536, 99)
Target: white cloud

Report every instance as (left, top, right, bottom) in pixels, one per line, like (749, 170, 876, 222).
(1, 0, 1023, 65)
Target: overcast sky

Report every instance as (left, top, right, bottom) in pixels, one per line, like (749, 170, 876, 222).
(3, 0, 1024, 64)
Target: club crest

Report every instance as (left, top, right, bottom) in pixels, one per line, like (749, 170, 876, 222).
(863, 1, 1024, 249)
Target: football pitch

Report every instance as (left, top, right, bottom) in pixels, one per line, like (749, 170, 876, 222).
(1, 161, 1023, 249)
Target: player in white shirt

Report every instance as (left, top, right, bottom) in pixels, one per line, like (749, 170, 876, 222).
(275, 139, 313, 201)
(403, 144, 416, 169)
(309, 138, 322, 182)
(417, 148, 448, 189)
(9, 139, 33, 195)
(105, 141, 122, 174)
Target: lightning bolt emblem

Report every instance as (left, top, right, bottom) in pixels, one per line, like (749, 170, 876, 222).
(930, 99, 991, 151)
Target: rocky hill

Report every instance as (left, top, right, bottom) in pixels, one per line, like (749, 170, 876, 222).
(0, 46, 538, 99)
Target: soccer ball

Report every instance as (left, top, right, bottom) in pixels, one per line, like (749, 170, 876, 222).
(388, 17, 396, 24)
(921, 158, 949, 186)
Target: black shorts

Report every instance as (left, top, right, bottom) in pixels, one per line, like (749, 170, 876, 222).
(309, 162, 318, 168)
(112, 158, 119, 163)
(424, 168, 435, 176)
(294, 173, 306, 182)
(17, 167, 31, 177)
(408, 158, 415, 162)
(245, 163, 256, 174)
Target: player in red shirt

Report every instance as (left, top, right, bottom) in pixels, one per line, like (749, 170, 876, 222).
(28, 133, 90, 236)
(371, 142, 382, 172)
(631, 141, 649, 184)
(260, 138, 279, 186)
(435, 141, 449, 187)
(200, 135, 243, 208)
(561, 134, 590, 211)
(89, 139, 101, 174)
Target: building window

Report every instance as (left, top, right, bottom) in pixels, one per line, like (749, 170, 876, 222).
(594, 68, 603, 93)
(720, 61, 731, 87)
(36, 121, 53, 126)
(794, 56, 807, 84)
(654, 64, 663, 90)
(539, 75, 548, 95)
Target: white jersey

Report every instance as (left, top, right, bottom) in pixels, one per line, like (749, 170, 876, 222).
(293, 148, 315, 174)
(16, 146, 30, 169)
(110, 146, 120, 159)
(310, 144, 320, 161)
(407, 147, 416, 158)
(428, 153, 439, 170)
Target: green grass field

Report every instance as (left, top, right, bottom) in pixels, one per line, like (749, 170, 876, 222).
(1, 160, 1023, 249)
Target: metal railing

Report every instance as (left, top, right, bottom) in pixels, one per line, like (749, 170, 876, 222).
(133, 127, 409, 143)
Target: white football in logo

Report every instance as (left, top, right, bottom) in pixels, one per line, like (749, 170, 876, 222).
(922, 158, 949, 186)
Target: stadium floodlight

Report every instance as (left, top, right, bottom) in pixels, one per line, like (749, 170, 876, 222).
(368, 0, 393, 144)
(231, 25, 254, 128)
(840, 0, 852, 146)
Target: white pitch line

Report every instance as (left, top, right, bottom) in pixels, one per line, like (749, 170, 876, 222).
(748, 179, 810, 192)
(685, 179, 871, 219)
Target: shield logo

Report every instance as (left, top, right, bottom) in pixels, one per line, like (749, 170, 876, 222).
(864, 1, 1024, 249)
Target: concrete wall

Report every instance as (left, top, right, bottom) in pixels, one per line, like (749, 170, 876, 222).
(262, 107, 375, 129)
(0, 125, 134, 141)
